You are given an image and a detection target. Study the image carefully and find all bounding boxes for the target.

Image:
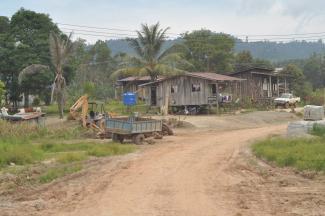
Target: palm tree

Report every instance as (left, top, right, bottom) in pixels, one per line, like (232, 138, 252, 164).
(49, 32, 74, 118)
(112, 23, 190, 81)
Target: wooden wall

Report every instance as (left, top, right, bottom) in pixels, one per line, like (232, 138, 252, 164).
(142, 76, 241, 107)
(233, 72, 287, 99)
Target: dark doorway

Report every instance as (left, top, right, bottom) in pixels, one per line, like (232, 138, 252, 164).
(151, 86, 157, 106)
(211, 84, 217, 95)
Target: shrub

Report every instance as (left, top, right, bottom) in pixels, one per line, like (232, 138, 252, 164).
(32, 97, 41, 106)
(311, 124, 325, 137)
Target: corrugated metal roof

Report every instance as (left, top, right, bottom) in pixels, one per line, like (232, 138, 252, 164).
(229, 67, 273, 75)
(187, 72, 244, 81)
(139, 72, 244, 87)
(118, 76, 165, 82)
(117, 76, 152, 82)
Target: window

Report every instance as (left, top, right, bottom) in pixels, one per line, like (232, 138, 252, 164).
(192, 83, 201, 92)
(171, 85, 178, 93)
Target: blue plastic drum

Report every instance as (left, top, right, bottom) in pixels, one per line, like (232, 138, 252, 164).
(123, 92, 137, 106)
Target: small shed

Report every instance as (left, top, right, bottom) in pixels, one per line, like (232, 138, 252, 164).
(139, 72, 244, 107)
(115, 76, 164, 100)
(230, 67, 290, 100)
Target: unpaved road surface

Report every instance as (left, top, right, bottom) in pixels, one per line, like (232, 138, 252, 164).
(1, 111, 325, 216)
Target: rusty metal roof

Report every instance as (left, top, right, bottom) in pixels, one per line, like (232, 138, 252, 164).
(139, 72, 244, 87)
(187, 72, 244, 81)
(117, 76, 152, 82)
(229, 67, 274, 76)
(118, 76, 164, 82)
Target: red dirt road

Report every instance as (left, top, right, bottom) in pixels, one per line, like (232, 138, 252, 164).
(2, 112, 325, 216)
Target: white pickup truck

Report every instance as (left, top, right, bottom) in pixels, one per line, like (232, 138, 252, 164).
(274, 93, 301, 108)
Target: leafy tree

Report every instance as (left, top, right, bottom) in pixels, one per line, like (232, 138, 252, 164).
(0, 80, 5, 105)
(0, 16, 18, 105)
(68, 39, 116, 101)
(113, 23, 190, 81)
(282, 64, 311, 98)
(182, 30, 235, 73)
(234, 51, 253, 71)
(0, 9, 60, 107)
(49, 32, 74, 118)
(10, 8, 59, 66)
(18, 64, 53, 106)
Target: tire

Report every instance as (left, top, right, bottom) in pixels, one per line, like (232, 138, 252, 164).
(132, 134, 145, 145)
(112, 134, 124, 143)
(162, 123, 174, 136)
(284, 102, 289, 109)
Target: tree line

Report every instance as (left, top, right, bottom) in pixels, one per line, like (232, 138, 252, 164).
(1, 8, 325, 116)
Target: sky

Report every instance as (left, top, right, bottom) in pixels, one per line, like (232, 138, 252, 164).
(1, 0, 325, 43)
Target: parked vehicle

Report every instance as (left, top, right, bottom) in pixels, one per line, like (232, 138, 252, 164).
(274, 93, 300, 108)
(105, 116, 173, 144)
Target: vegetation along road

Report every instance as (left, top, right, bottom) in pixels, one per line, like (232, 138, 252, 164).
(1, 111, 324, 216)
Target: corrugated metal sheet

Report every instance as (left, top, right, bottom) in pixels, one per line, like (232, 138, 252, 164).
(187, 72, 245, 81)
(118, 76, 151, 82)
(118, 76, 164, 82)
(139, 72, 244, 87)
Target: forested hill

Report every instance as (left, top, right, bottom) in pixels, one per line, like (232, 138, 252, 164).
(107, 39, 325, 62)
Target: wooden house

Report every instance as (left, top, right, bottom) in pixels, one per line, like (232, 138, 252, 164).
(230, 67, 290, 100)
(138, 72, 244, 107)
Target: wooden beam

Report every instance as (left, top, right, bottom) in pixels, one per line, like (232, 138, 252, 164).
(277, 76, 280, 96)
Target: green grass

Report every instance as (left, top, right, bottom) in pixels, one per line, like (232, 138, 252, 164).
(310, 124, 325, 137)
(0, 120, 136, 169)
(0, 120, 84, 167)
(39, 165, 82, 183)
(0, 119, 137, 187)
(42, 103, 70, 115)
(87, 143, 135, 157)
(252, 137, 325, 172)
(56, 152, 88, 164)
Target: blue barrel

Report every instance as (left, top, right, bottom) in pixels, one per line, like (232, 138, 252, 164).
(123, 92, 137, 106)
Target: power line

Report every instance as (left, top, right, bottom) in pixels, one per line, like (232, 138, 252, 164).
(61, 28, 137, 37)
(58, 22, 325, 39)
(64, 31, 325, 44)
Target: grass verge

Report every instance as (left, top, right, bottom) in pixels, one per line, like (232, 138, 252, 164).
(0, 120, 136, 185)
(39, 165, 82, 183)
(252, 137, 325, 172)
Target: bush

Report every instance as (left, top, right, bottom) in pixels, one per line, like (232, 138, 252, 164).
(304, 88, 325, 106)
(311, 124, 325, 137)
(32, 97, 41, 106)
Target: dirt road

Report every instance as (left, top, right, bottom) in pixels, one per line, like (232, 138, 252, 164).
(60, 125, 287, 216)
(2, 112, 325, 216)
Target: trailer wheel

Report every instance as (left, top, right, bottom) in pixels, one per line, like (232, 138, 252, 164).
(112, 134, 124, 143)
(133, 134, 145, 145)
(162, 123, 174, 136)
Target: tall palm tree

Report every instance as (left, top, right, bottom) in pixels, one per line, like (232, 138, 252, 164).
(112, 23, 190, 81)
(49, 32, 74, 118)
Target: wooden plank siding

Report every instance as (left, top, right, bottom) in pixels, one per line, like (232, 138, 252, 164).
(232, 69, 290, 100)
(142, 76, 240, 107)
